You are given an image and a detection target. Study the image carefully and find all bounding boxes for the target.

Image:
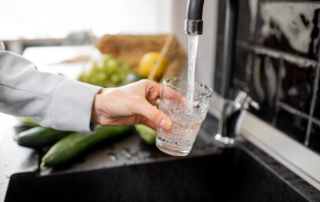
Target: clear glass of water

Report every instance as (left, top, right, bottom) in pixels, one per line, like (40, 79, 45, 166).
(156, 77, 213, 156)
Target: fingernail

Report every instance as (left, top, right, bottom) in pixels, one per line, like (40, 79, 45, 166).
(160, 119, 171, 130)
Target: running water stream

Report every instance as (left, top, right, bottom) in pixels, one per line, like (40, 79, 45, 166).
(187, 35, 199, 111)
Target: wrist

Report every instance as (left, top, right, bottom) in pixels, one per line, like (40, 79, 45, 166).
(90, 89, 105, 124)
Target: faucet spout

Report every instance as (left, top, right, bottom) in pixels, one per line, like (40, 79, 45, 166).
(185, 0, 205, 35)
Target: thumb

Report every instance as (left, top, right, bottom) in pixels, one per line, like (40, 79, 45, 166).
(132, 98, 172, 130)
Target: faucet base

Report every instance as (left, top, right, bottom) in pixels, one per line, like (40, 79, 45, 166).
(213, 134, 243, 147)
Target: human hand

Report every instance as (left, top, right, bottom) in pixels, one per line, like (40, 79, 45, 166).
(90, 80, 172, 131)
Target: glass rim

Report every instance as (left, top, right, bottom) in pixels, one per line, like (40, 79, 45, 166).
(163, 77, 213, 95)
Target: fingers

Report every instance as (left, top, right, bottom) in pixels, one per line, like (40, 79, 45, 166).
(139, 118, 158, 130)
(97, 114, 158, 131)
(155, 99, 160, 107)
(140, 80, 163, 104)
(142, 80, 186, 107)
(163, 87, 185, 104)
(130, 98, 172, 130)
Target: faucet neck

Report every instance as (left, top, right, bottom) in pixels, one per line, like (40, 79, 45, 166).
(186, 0, 205, 20)
(185, 0, 205, 36)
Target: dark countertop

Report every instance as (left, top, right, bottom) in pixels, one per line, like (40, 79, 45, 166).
(0, 115, 220, 201)
(1, 113, 320, 201)
(0, 123, 38, 201)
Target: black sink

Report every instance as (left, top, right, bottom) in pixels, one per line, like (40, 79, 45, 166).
(4, 146, 310, 202)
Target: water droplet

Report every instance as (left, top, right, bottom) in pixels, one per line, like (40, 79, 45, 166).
(122, 149, 132, 159)
(138, 151, 150, 159)
(109, 153, 117, 161)
(5, 174, 10, 179)
(4, 162, 9, 166)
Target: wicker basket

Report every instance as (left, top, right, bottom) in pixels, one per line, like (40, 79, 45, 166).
(95, 34, 186, 82)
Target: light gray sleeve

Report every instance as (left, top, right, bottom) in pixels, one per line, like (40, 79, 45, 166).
(0, 41, 102, 134)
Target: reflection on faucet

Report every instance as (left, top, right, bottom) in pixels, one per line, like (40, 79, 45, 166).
(214, 91, 259, 147)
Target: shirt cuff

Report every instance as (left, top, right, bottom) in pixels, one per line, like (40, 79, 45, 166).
(51, 79, 102, 134)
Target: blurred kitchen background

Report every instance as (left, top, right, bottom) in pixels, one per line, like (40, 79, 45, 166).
(0, 0, 218, 143)
(2, 0, 320, 166)
(0, 0, 217, 86)
(1, 0, 320, 200)
(2, 0, 320, 155)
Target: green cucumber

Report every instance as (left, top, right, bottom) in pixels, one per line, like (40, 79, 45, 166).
(16, 127, 71, 148)
(18, 117, 39, 127)
(41, 125, 132, 168)
(134, 124, 157, 145)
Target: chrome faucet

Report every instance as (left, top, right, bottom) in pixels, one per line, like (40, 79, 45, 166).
(214, 91, 259, 147)
(185, 0, 205, 35)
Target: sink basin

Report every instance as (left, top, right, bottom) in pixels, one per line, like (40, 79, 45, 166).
(4, 146, 309, 202)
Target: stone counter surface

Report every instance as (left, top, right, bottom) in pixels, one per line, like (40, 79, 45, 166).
(1, 114, 320, 201)
(0, 115, 219, 201)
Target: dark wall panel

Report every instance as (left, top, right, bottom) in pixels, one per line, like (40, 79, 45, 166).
(215, 0, 320, 152)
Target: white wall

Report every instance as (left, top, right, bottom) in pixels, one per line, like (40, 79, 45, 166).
(0, 0, 219, 90)
(0, 0, 173, 40)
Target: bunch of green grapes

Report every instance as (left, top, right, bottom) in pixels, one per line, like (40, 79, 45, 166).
(80, 54, 138, 88)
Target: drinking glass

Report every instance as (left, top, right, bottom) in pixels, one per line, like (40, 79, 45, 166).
(156, 77, 213, 156)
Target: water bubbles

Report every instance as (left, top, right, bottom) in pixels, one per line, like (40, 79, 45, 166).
(5, 174, 10, 179)
(158, 93, 206, 153)
(193, 100, 200, 108)
(109, 153, 117, 161)
(4, 162, 9, 166)
(122, 149, 132, 159)
(137, 151, 150, 160)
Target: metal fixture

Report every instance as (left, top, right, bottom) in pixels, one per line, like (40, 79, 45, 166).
(214, 91, 259, 147)
(184, 0, 205, 35)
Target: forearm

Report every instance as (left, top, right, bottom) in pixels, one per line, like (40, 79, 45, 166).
(0, 49, 102, 134)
